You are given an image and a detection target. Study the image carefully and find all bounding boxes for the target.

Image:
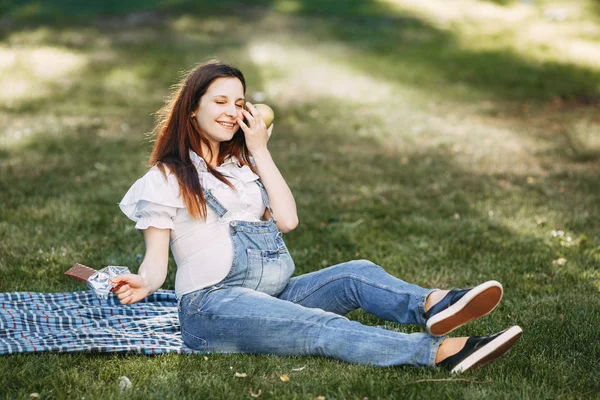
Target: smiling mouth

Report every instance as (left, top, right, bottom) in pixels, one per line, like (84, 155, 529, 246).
(217, 121, 236, 129)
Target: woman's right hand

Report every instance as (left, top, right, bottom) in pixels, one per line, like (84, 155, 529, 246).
(110, 274, 151, 305)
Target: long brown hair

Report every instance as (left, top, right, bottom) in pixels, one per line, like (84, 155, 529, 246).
(149, 60, 256, 220)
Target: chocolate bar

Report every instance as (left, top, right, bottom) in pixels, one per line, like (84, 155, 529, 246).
(65, 263, 130, 299)
(64, 263, 97, 282)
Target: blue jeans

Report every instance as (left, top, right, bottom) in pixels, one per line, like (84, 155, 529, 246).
(178, 259, 443, 367)
(177, 183, 443, 367)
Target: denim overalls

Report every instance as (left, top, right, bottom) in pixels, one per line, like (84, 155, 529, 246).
(177, 180, 443, 367)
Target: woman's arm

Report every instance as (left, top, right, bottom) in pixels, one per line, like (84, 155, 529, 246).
(111, 226, 170, 304)
(238, 102, 299, 233)
(252, 149, 298, 233)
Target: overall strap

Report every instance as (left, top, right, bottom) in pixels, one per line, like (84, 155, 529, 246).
(255, 179, 277, 223)
(202, 189, 229, 220)
(201, 180, 276, 223)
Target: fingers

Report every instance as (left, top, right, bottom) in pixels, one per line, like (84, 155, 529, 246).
(236, 116, 249, 132)
(108, 276, 141, 305)
(112, 282, 129, 295)
(109, 277, 126, 292)
(109, 281, 125, 293)
(110, 281, 131, 304)
(244, 102, 266, 127)
(267, 123, 274, 138)
(116, 286, 135, 304)
(117, 287, 132, 300)
(241, 109, 257, 127)
(110, 277, 132, 295)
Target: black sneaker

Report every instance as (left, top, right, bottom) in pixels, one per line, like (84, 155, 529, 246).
(437, 326, 523, 373)
(426, 280, 503, 336)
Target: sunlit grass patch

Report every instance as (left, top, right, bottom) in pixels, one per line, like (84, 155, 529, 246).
(385, 0, 600, 69)
(245, 34, 553, 178)
(0, 45, 87, 106)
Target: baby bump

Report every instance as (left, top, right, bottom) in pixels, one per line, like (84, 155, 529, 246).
(248, 247, 295, 296)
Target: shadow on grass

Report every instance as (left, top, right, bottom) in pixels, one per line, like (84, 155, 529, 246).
(2, 0, 599, 174)
(2, 0, 600, 104)
(294, 6, 600, 103)
(280, 99, 598, 284)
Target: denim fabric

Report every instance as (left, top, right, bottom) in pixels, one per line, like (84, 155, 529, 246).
(178, 182, 444, 367)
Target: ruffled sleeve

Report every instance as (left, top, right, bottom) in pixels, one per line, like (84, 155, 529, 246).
(119, 167, 185, 230)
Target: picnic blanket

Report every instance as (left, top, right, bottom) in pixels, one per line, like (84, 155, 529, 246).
(0, 290, 198, 355)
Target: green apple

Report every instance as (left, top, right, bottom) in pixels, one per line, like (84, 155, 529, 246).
(254, 103, 274, 128)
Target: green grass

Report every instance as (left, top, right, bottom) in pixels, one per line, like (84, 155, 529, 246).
(1, 0, 599, 398)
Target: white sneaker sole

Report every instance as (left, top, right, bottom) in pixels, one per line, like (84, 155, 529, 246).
(452, 325, 523, 374)
(427, 280, 503, 336)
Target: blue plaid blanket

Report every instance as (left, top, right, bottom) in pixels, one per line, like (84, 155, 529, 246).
(0, 290, 198, 355)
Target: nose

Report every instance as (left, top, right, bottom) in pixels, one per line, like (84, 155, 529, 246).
(225, 104, 237, 118)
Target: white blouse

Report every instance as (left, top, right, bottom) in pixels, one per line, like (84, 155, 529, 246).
(119, 151, 266, 299)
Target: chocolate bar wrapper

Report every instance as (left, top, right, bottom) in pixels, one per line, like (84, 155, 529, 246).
(87, 265, 130, 299)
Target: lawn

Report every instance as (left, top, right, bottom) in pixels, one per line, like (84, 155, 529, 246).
(1, 0, 599, 398)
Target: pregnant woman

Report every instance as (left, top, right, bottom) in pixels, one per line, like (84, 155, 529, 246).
(112, 61, 522, 374)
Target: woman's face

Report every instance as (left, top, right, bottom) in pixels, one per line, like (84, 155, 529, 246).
(194, 77, 245, 147)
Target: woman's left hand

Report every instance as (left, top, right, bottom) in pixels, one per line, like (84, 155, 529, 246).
(237, 102, 274, 156)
